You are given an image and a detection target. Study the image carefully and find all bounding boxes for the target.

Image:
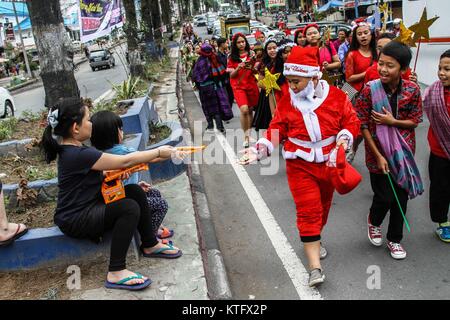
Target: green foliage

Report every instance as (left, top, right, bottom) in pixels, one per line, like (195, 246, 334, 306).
(9, 76, 25, 87)
(0, 117, 18, 141)
(143, 56, 171, 82)
(25, 166, 57, 181)
(21, 110, 43, 122)
(90, 99, 117, 114)
(149, 120, 172, 145)
(112, 77, 147, 101)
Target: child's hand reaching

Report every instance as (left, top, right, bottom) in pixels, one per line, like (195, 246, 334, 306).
(138, 181, 152, 192)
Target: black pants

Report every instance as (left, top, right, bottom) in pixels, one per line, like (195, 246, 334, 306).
(225, 81, 234, 107)
(369, 173, 409, 243)
(103, 184, 158, 272)
(429, 152, 450, 224)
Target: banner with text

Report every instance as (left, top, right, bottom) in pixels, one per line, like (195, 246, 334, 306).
(265, 0, 286, 8)
(79, 0, 123, 43)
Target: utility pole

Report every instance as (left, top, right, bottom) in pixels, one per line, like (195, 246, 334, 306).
(12, 1, 32, 78)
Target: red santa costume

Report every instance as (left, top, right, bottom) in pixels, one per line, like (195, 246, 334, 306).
(254, 46, 361, 243)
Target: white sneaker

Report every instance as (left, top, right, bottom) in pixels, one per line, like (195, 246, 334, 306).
(308, 268, 325, 287)
(387, 241, 407, 260)
(367, 214, 383, 246)
(320, 243, 327, 259)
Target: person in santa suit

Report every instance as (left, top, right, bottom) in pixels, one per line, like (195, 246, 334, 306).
(241, 46, 361, 287)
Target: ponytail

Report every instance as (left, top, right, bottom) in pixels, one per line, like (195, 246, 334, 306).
(41, 124, 60, 164)
(39, 97, 86, 164)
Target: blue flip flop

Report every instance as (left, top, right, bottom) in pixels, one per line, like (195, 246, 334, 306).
(104, 274, 152, 291)
(142, 243, 183, 259)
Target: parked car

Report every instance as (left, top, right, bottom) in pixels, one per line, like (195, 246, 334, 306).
(89, 49, 115, 71)
(250, 20, 264, 28)
(194, 16, 207, 27)
(251, 26, 277, 38)
(0, 87, 16, 118)
(292, 22, 351, 41)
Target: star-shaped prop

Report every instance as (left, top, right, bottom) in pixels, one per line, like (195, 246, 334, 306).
(394, 22, 416, 47)
(262, 67, 281, 96)
(409, 7, 439, 42)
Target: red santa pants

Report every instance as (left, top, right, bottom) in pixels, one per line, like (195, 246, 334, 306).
(286, 159, 335, 243)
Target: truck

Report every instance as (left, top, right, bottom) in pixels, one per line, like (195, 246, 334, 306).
(220, 16, 251, 40)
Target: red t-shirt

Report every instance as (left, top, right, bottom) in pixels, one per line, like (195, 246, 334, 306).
(345, 50, 374, 92)
(364, 62, 412, 84)
(428, 87, 450, 159)
(227, 53, 258, 90)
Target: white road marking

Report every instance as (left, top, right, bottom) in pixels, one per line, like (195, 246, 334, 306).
(93, 89, 113, 105)
(193, 91, 322, 300)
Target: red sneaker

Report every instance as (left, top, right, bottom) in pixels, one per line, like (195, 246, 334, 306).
(387, 241, 407, 260)
(367, 214, 382, 246)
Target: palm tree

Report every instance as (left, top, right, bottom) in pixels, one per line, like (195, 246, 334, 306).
(123, 0, 144, 76)
(26, 0, 79, 108)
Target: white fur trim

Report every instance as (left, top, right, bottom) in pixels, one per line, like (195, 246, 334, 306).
(283, 63, 320, 78)
(256, 137, 274, 154)
(336, 129, 354, 150)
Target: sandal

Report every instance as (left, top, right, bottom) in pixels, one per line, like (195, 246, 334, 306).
(0, 224, 28, 248)
(141, 243, 183, 259)
(157, 227, 174, 239)
(105, 273, 152, 291)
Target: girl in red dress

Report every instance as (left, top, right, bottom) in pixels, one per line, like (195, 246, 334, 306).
(345, 20, 377, 92)
(227, 33, 260, 148)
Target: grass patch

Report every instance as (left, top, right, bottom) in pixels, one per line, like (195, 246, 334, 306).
(149, 121, 172, 145)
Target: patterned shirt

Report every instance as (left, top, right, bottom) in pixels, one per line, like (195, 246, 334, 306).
(355, 79, 423, 174)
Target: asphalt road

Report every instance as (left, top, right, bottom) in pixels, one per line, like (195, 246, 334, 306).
(185, 25, 450, 300)
(12, 48, 128, 117)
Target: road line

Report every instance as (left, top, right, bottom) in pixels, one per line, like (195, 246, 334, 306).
(93, 89, 113, 104)
(192, 91, 322, 300)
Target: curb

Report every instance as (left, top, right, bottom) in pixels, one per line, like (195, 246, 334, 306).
(175, 48, 233, 300)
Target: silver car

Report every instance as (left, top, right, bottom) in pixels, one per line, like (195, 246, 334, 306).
(89, 49, 115, 71)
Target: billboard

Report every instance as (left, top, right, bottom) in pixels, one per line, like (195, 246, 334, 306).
(79, 0, 123, 43)
(265, 0, 286, 8)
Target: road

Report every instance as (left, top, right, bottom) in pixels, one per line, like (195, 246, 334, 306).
(183, 25, 450, 300)
(12, 48, 128, 117)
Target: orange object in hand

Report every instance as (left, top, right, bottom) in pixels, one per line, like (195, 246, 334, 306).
(102, 163, 149, 204)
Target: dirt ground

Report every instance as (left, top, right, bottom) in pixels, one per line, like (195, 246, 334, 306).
(0, 258, 109, 300)
(7, 115, 46, 142)
(6, 201, 56, 229)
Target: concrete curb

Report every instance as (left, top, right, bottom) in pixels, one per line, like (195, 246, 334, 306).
(175, 49, 233, 300)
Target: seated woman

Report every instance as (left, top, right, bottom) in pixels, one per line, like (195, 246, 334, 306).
(90, 110, 174, 242)
(40, 98, 187, 291)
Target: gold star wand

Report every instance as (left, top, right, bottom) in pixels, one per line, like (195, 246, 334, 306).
(409, 7, 439, 72)
(261, 67, 281, 97)
(394, 22, 416, 48)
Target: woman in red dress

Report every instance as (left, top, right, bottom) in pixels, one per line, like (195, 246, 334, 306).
(227, 33, 260, 148)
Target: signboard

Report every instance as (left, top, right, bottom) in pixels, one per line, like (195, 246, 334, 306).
(79, 0, 124, 43)
(4, 22, 15, 41)
(265, 0, 286, 8)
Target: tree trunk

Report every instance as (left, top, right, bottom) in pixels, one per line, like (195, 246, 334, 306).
(123, 0, 144, 77)
(150, 0, 162, 41)
(141, 0, 158, 58)
(27, 0, 79, 108)
(182, 0, 190, 18)
(192, 0, 200, 15)
(160, 0, 173, 34)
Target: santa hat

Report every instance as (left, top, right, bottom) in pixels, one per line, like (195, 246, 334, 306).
(283, 46, 320, 78)
(328, 146, 362, 195)
(351, 18, 370, 30)
(254, 30, 264, 39)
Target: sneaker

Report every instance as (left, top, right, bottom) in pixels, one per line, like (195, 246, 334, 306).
(243, 140, 250, 148)
(308, 268, 325, 287)
(436, 222, 450, 243)
(367, 214, 382, 246)
(387, 241, 407, 260)
(319, 243, 327, 259)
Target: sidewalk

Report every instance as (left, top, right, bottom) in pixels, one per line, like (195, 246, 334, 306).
(69, 43, 209, 300)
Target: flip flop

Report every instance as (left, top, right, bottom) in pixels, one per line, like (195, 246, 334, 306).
(0, 224, 28, 248)
(141, 243, 183, 259)
(157, 227, 174, 239)
(104, 274, 152, 291)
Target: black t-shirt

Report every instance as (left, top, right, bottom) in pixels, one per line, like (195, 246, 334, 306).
(55, 145, 105, 238)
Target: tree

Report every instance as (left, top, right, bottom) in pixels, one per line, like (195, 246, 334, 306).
(140, 0, 157, 58)
(123, 0, 144, 77)
(27, 0, 79, 108)
(150, 0, 162, 41)
(193, 0, 200, 14)
(160, 0, 173, 34)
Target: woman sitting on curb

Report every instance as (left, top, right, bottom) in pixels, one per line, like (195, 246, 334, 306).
(40, 98, 188, 291)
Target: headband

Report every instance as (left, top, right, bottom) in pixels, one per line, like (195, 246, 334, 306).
(277, 42, 296, 53)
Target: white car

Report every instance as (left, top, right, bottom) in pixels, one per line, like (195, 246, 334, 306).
(250, 20, 264, 28)
(251, 26, 277, 38)
(0, 87, 16, 118)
